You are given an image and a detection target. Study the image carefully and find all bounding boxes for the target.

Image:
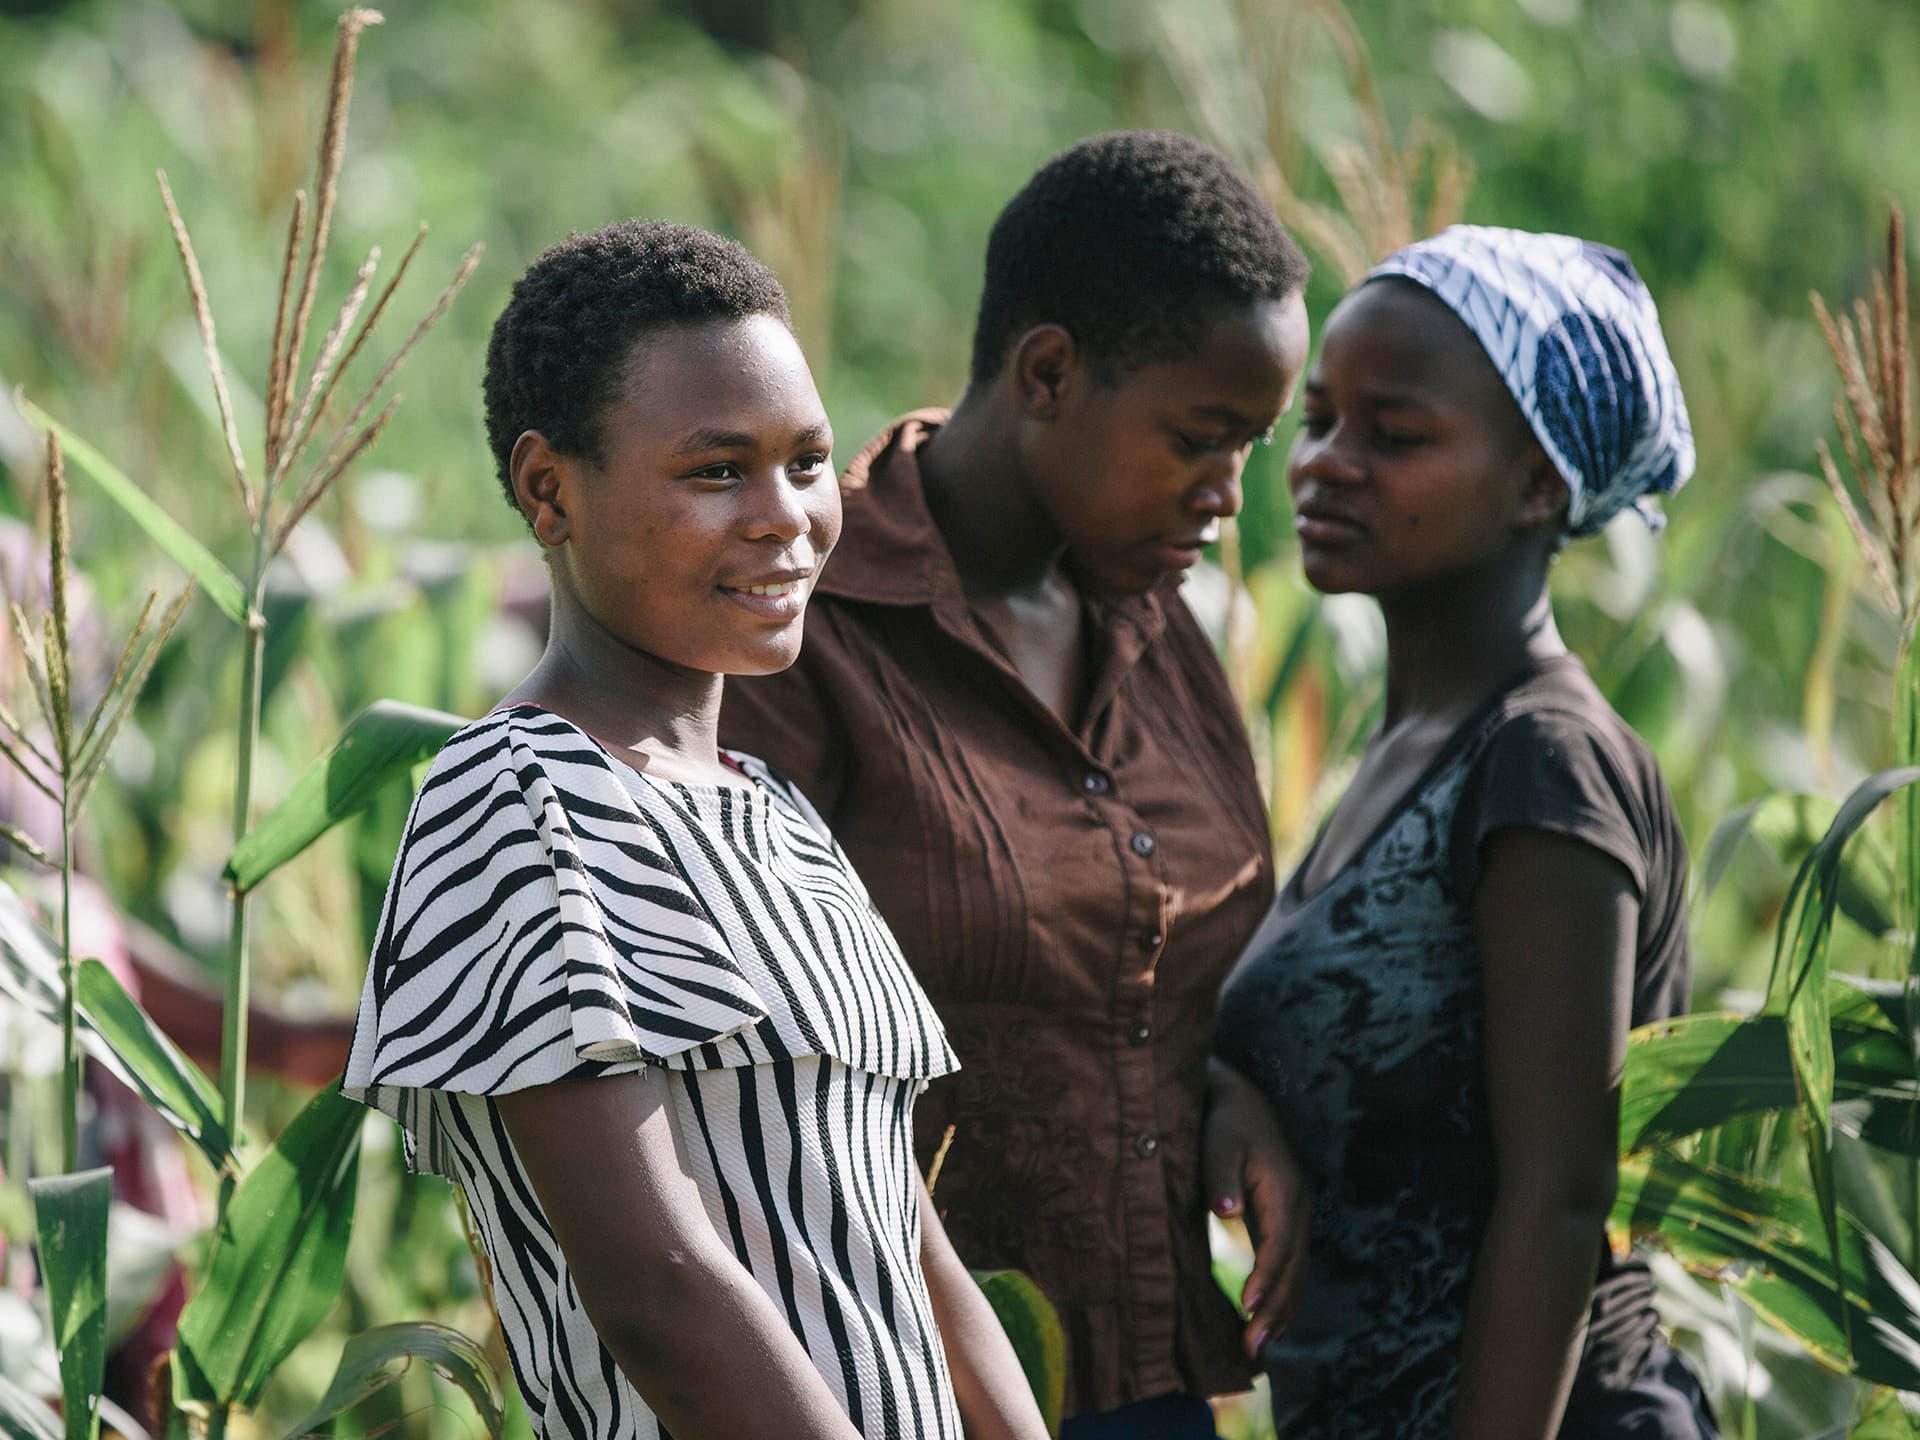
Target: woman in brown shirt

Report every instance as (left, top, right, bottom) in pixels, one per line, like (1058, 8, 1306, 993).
(721, 132, 1310, 1437)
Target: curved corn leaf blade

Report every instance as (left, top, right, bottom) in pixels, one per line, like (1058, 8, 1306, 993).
(972, 1269, 1066, 1437)
(75, 960, 235, 1176)
(224, 699, 466, 893)
(30, 1168, 111, 1440)
(1768, 765, 1920, 1345)
(1700, 793, 1894, 936)
(1614, 1151, 1920, 1388)
(1621, 1011, 1920, 1155)
(0, 889, 234, 1173)
(15, 398, 246, 625)
(172, 1085, 363, 1413)
(280, 1322, 502, 1440)
(0, 1377, 62, 1440)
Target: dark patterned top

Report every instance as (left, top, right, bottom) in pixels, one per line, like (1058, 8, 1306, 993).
(343, 705, 963, 1440)
(1215, 656, 1690, 1438)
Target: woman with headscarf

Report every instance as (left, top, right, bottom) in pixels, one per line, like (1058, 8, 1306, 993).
(1206, 227, 1719, 1438)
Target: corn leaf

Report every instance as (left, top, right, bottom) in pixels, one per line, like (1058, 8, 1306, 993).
(1849, 1388, 1920, 1438)
(172, 1085, 363, 1413)
(75, 960, 234, 1176)
(0, 1377, 63, 1440)
(279, 1322, 502, 1440)
(15, 398, 246, 625)
(1614, 1151, 1920, 1388)
(971, 1269, 1066, 1437)
(0, 889, 233, 1173)
(1769, 764, 1920, 1343)
(224, 699, 465, 893)
(1621, 1011, 1919, 1155)
(29, 1167, 112, 1440)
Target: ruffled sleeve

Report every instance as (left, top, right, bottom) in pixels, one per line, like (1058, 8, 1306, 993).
(343, 709, 769, 1172)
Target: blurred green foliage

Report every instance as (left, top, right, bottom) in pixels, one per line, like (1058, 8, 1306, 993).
(2, 0, 1918, 1434)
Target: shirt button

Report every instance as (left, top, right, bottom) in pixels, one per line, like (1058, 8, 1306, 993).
(1129, 1021, 1152, 1045)
(1134, 1131, 1160, 1159)
(1082, 771, 1111, 796)
(1130, 831, 1156, 857)
(1137, 930, 1163, 952)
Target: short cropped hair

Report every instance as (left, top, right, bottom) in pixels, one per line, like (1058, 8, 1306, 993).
(969, 130, 1309, 386)
(482, 219, 792, 512)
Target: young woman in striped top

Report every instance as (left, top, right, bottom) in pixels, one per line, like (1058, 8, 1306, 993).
(343, 220, 1047, 1440)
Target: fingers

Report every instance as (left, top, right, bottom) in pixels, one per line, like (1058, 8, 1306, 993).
(1201, 1114, 1248, 1222)
(1239, 1158, 1311, 1358)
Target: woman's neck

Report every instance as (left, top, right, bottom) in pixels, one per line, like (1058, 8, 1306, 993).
(505, 582, 726, 781)
(1376, 562, 1564, 729)
(919, 390, 1069, 598)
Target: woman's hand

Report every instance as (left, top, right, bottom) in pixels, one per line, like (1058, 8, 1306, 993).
(1202, 1056, 1312, 1357)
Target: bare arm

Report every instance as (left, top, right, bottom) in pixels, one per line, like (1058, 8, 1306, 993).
(1202, 1056, 1312, 1356)
(1450, 828, 1637, 1440)
(496, 1068, 863, 1440)
(917, 1178, 1051, 1440)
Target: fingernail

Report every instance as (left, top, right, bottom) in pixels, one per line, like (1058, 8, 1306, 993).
(1243, 1290, 1262, 1313)
(1250, 1327, 1269, 1354)
(1215, 1196, 1238, 1214)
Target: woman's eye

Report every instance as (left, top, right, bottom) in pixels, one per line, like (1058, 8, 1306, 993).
(790, 452, 831, 479)
(1375, 426, 1425, 449)
(690, 463, 742, 482)
(1299, 413, 1333, 439)
(1176, 432, 1233, 457)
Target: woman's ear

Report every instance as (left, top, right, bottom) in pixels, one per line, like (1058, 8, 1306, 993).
(1515, 446, 1571, 532)
(511, 431, 573, 547)
(1009, 324, 1078, 420)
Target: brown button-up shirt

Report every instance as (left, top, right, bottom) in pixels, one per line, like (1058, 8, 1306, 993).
(719, 412, 1274, 1413)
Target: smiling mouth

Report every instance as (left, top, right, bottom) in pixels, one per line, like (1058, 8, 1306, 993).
(728, 580, 803, 597)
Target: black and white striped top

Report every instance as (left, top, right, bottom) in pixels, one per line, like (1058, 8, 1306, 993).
(343, 705, 964, 1440)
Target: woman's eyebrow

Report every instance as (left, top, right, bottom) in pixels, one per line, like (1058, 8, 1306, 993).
(672, 427, 756, 456)
(671, 421, 833, 457)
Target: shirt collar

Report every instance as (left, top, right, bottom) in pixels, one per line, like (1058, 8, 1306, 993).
(820, 408, 1176, 639)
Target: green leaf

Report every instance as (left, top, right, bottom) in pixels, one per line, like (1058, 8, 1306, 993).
(279, 1322, 503, 1440)
(224, 699, 466, 892)
(30, 1167, 112, 1440)
(15, 398, 247, 626)
(0, 1377, 63, 1440)
(1768, 765, 1920, 1343)
(75, 960, 234, 1176)
(172, 1086, 364, 1413)
(0, 890, 234, 1174)
(1851, 1388, 1920, 1438)
(1614, 1151, 1920, 1388)
(1620, 1010, 1920, 1155)
(971, 1269, 1066, 1437)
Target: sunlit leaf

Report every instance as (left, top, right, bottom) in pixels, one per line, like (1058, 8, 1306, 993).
(172, 1086, 363, 1413)
(30, 1167, 111, 1440)
(279, 1322, 502, 1440)
(0, 889, 233, 1172)
(971, 1269, 1066, 1437)
(1621, 1011, 1919, 1155)
(15, 397, 246, 625)
(1768, 765, 1920, 1340)
(1615, 1151, 1920, 1388)
(224, 699, 465, 893)
(1849, 1387, 1920, 1438)
(75, 960, 234, 1176)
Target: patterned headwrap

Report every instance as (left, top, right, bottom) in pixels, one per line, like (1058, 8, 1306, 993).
(1367, 225, 1694, 537)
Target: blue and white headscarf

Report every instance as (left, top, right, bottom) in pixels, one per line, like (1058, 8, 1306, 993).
(1367, 225, 1694, 538)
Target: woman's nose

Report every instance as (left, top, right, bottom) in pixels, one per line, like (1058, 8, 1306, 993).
(750, 470, 812, 542)
(1289, 426, 1362, 487)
